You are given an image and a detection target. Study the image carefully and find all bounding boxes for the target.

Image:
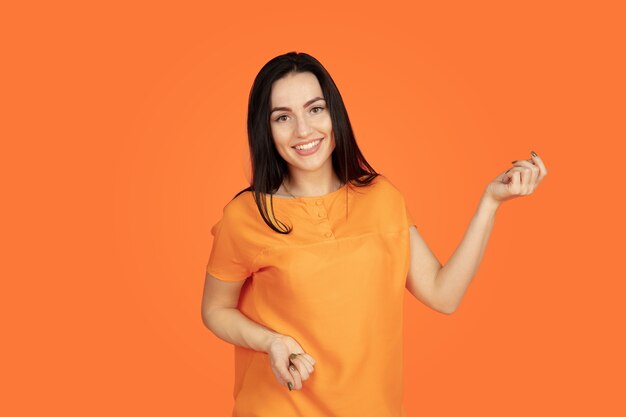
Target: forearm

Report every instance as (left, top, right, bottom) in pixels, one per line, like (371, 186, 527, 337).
(203, 307, 282, 353)
(434, 193, 500, 313)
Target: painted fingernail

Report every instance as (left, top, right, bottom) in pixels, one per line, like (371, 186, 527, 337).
(288, 382, 293, 391)
(531, 150, 538, 157)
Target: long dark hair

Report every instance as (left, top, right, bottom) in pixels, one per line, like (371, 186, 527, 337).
(232, 51, 379, 233)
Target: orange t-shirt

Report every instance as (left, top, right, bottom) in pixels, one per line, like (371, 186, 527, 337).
(206, 173, 415, 417)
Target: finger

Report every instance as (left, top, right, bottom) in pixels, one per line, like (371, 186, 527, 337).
(290, 357, 311, 380)
(299, 353, 316, 367)
(510, 164, 531, 188)
(289, 364, 303, 390)
(513, 170, 522, 192)
(530, 161, 540, 185)
(504, 166, 522, 183)
(512, 159, 540, 187)
(276, 362, 295, 391)
(530, 151, 548, 178)
(519, 166, 531, 193)
(291, 357, 313, 375)
(507, 168, 522, 192)
(290, 354, 314, 374)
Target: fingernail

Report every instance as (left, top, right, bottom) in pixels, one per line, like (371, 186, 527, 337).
(531, 150, 538, 157)
(287, 382, 293, 391)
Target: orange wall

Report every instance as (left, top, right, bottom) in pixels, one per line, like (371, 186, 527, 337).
(3, 1, 625, 416)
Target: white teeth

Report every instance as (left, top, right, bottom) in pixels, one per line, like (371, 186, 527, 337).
(294, 139, 321, 150)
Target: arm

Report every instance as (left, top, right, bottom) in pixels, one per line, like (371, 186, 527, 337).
(201, 273, 282, 353)
(432, 194, 499, 314)
(406, 193, 500, 314)
(201, 272, 317, 391)
(431, 152, 547, 313)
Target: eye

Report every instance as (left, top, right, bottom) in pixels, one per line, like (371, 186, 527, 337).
(311, 106, 325, 114)
(274, 115, 289, 122)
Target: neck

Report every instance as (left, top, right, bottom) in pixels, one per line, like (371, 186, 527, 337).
(283, 168, 342, 198)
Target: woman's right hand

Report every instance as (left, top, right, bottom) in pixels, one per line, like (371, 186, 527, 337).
(267, 335, 316, 391)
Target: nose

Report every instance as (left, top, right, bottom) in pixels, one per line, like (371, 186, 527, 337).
(295, 116, 312, 138)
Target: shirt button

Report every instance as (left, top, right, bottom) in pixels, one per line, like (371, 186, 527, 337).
(325, 232, 332, 237)
(316, 200, 323, 205)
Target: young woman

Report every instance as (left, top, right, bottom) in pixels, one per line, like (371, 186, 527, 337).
(202, 52, 548, 416)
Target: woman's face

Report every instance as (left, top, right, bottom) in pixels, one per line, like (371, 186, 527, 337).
(269, 71, 336, 177)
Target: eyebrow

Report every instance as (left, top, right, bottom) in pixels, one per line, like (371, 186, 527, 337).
(270, 97, 325, 114)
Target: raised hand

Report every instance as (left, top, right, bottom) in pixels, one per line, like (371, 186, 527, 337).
(484, 150, 548, 205)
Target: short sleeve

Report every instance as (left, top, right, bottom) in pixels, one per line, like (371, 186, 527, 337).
(206, 211, 255, 282)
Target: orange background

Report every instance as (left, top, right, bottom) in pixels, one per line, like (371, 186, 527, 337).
(3, 1, 625, 416)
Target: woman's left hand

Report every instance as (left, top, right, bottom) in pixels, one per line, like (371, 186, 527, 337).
(483, 151, 548, 205)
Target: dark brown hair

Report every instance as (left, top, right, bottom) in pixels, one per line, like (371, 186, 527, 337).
(233, 51, 379, 233)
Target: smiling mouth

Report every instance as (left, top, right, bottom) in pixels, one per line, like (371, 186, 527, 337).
(292, 138, 323, 150)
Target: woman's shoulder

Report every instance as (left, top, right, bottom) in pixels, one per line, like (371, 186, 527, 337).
(220, 187, 287, 226)
(211, 187, 255, 225)
(211, 188, 264, 239)
(354, 173, 405, 199)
